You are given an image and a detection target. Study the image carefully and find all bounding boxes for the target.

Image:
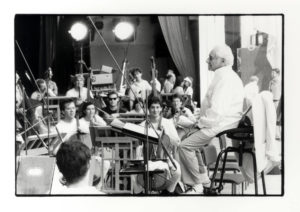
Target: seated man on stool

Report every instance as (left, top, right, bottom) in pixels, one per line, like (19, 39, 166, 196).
(178, 45, 244, 194)
(133, 96, 181, 195)
(55, 141, 105, 194)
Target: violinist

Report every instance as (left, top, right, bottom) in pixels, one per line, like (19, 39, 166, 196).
(172, 94, 196, 124)
(31, 79, 56, 101)
(66, 74, 93, 106)
(79, 101, 107, 134)
(134, 96, 181, 195)
(128, 67, 152, 110)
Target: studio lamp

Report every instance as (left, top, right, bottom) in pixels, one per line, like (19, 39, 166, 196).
(69, 22, 89, 73)
(68, 22, 88, 41)
(113, 21, 135, 42)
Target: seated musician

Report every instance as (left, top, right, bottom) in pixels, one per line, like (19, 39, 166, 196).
(55, 141, 105, 194)
(44, 68, 58, 95)
(161, 70, 176, 94)
(79, 101, 107, 129)
(101, 91, 127, 118)
(182, 76, 194, 100)
(150, 69, 161, 92)
(128, 67, 152, 110)
(177, 45, 244, 194)
(79, 101, 107, 148)
(55, 100, 110, 191)
(31, 78, 56, 101)
(133, 96, 181, 195)
(171, 94, 196, 123)
(55, 99, 78, 142)
(66, 74, 93, 106)
(126, 97, 144, 114)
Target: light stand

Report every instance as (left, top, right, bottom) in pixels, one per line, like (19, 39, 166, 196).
(88, 16, 177, 195)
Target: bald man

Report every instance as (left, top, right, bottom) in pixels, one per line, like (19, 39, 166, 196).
(177, 45, 245, 194)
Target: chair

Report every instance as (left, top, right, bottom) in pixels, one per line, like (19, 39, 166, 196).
(201, 145, 245, 195)
(209, 126, 266, 195)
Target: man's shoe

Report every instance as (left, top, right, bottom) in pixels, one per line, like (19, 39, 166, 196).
(184, 184, 203, 194)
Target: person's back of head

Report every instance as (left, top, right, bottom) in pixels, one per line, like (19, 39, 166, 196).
(56, 141, 91, 185)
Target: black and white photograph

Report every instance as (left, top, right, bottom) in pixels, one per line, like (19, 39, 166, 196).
(2, 0, 300, 211)
(14, 14, 283, 196)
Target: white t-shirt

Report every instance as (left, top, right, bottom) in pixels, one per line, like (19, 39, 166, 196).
(128, 80, 152, 101)
(66, 87, 93, 102)
(56, 119, 77, 141)
(183, 86, 193, 98)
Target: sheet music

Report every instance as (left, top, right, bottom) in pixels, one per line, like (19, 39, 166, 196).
(123, 123, 161, 139)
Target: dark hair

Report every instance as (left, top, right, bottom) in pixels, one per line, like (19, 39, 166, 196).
(56, 141, 91, 184)
(172, 93, 183, 102)
(107, 90, 119, 99)
(36, 79, 45, 87)
(147, 96, 162, 109)
(44, 69, 52, 79)
(130, 67, 142, 75)
(59, 99, 75, 111)
(81, 101, 94, 116)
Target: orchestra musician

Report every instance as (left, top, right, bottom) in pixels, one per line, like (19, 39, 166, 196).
(161, 70, 176, 94)
(128, 67, 152, 110)
(44, 68, 58, 95)
(55, 99, 79, 142)
(126, 97, 145, 114)
(177, 45, 245, 194)
(101, 91, 127, 118)
(55, 141, 105, 194)
(66, 74, 93, 106)
(150, 69, 161, 93)
(31, 78, 56, 101)
(55, 99, 110, 191)
(182, 76, 194, 100)
(133, 96, 181, 195)
(79, 101, 107, 130)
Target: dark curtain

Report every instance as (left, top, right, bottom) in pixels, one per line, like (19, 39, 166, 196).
(38, 16, 59, 77)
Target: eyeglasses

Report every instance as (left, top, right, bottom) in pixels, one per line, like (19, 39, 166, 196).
(109, 98, 117, 101)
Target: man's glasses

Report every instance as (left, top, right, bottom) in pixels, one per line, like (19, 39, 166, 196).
(109, 98, 117, 101)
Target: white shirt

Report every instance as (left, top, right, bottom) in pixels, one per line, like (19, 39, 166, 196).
(66, 87, 93, 102)
(183, 86, 193, 98)
(128, 80, 152, 101)
(198, 66, 245, 137)
(150, 78, 161, 92)
(56, 119, 78, 141)
(79, 115, 107, 133)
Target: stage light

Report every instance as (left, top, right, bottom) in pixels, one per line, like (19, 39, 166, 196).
(113, 21, 135, 41)
(68, 22, 88, 41)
